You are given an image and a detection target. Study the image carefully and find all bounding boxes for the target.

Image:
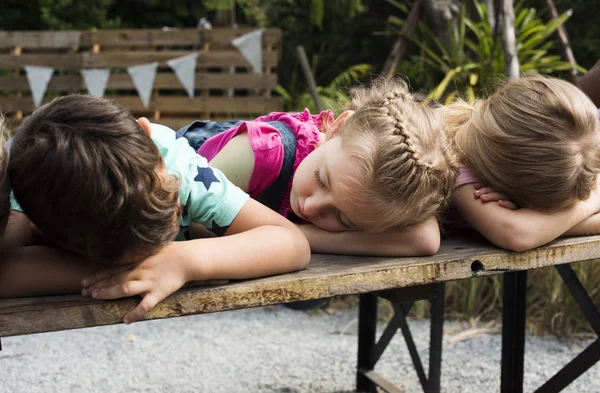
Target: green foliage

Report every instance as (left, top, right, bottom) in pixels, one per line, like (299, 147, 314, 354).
(552, 0, 600, 69)
(276, 63, 372, 113)
(396, 0, 582, 103)
(39, 0, 121, 30)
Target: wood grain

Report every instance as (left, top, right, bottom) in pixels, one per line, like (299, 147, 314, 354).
(1, 232, 599, 337)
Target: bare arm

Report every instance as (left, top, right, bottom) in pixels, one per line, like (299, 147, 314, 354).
(453, 184, 600, 251)
(0, 246, 96, 298)
(564, 213, 600, 236)
(298, 216, 440, 256)
(181, 197, 311, 279)
(0, 211, 35, 250)
(577, 59, 600, 107)
(82, 197, 311, 322)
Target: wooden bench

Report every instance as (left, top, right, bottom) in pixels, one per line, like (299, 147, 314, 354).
(0, 28, 282, 130)
(2, 232, 599, 393)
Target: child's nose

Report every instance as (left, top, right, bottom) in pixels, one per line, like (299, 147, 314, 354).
(304, 194, 329, 217)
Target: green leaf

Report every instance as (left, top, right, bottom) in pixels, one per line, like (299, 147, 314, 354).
(384, 0, 409, 13)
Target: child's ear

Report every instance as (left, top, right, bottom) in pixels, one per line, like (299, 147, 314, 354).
(325, 110, 354, 140)
(137, 117, 152, 136)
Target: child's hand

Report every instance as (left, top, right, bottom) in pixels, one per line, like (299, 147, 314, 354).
(473, 183, 518, 210)
(81, 243, 189, 324)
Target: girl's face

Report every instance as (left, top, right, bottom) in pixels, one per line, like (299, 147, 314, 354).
(290, 135, 374, 232)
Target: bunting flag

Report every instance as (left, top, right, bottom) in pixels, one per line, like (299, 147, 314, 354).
(232, 28, 265, 74)
(167, 53, 199, 98)
(81, 69, 110, 98)
(127, 62, 158, 108)
(24, 66, 54, 108)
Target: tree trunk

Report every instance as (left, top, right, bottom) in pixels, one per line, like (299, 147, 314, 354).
(544, 0, 578, 81)
(500, 0, 520, 80)
(423, 0, 459, 49)
(380, 0, 424, 79)
(483, 0, 496, 33)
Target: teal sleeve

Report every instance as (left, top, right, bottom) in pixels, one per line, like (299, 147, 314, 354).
(151, 124, 250, 240)
(9, 190, 22, 212)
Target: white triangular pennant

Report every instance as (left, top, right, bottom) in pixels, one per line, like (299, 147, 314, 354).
(127, 62, 158, 108)
(81, 69, 110, 98)
(167, 53, 199, 97)
(24, 66, 54, 108)
(232, 28, 265, 74)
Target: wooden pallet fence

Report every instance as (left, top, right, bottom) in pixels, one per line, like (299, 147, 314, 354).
(0, 28, 283, 131)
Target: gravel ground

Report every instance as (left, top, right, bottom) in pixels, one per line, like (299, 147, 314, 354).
(0, 303, 598, 393)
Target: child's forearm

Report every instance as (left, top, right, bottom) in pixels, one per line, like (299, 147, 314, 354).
(0, 211, 35, 251)
(489, 201, 597, 251)
(178, 225, 311, 281)
(454, 184, 600, 251)
(0, 246, 95, 298)
(297, 217, 440, 256)
(564, 213, 600, 236)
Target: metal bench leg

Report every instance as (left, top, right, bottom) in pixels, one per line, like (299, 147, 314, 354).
(357, 285, 444, 393)
(357, 293, 378, 393)
(532, 264, 600, 393)
(501, 270, 527, 393)
(428, 283, 445, 393)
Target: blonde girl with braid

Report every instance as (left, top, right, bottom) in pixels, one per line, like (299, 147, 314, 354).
(176, 77, 459, 256)
(444, 75, 600, 251)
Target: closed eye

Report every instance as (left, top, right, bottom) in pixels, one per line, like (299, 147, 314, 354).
(337, 211, 351, 230)
(315, 169, 326, 189)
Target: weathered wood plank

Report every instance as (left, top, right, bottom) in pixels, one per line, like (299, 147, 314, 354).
(0, 73, 278, 92)
(0, 31, 81, 50)
(1, 233, 599, 337)
(79, 28, 281, 49)
(0, 51, 279, 70)
(0, 96, 283, 114)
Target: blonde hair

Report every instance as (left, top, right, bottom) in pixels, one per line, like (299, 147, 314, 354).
(0, 117, 11, 239)
(443, 75, 600, 209)
(335, 78, 459, 231)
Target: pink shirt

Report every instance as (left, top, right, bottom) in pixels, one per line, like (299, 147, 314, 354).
(455, 166, 480, 188)
(198, 109, 334, 218)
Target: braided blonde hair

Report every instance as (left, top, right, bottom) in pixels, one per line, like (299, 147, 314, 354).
(0, 117, 11, 239)
(335, 78, 459, 231)
(443, 75, 600, 209)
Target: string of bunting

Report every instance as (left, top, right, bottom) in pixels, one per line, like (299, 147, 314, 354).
(22, 29, 265, 109)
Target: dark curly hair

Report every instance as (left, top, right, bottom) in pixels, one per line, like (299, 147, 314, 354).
(8, 95, 181, 262)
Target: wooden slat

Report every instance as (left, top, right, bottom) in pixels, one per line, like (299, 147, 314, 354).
(0, 96, 283, 114)
(0, 53, 83, 69)
(0, 73, 278, 92)
(0, 51, 279, 70)
(79, 28, 281, 49)
(0, 31, 81, 50)
(1, 233, 600, 337)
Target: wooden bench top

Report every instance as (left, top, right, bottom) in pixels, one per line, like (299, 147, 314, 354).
(2, 232, 600, 338)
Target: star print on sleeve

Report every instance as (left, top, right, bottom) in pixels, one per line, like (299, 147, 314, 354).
(209, 220, 230, 236)
(194, 166, 221, 190)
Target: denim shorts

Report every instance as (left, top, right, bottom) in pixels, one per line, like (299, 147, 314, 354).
(175, 120, 242, 151)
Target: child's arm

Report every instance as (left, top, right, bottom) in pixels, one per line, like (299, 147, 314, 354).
(453, 183, 600, 251)
(0, 211, 36, 250)
(298, 216, 440, 256)
(474, 183, 600, 238)
(82, 197, 311, 323)
(563, 214, 600, 236)
(577, 58, 600, 107)
(0, 246, 97, 298)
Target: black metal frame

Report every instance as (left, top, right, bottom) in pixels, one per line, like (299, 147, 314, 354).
(501, 264, 600, 393)
(356, 283, 445, 393)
